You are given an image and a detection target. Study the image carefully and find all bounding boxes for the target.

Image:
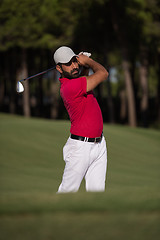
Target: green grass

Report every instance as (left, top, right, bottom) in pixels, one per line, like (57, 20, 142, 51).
(0, 113, 160, 240)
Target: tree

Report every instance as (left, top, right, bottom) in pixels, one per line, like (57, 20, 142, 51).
(0, 0, 77, 117)
(108, 0, 137, 127)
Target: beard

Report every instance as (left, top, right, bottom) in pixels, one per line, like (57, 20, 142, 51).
(61, 67, 80, 79)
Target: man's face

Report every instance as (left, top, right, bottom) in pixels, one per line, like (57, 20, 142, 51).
(57, 57, 80, 79)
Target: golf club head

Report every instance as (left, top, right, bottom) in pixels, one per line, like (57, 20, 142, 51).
(17, 81, 24, 93)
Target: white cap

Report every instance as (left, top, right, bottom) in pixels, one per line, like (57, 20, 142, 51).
(53, 46, 77, 64)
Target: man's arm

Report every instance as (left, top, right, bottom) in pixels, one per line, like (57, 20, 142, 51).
(77, 55, 108, 92)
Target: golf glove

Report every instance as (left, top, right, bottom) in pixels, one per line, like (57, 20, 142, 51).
(79, 52, 91, 57)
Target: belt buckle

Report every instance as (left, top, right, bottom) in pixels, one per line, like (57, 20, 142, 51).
(84, 137, 89, 142)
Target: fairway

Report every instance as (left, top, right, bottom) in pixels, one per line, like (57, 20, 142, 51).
(0, 113, 160, 240)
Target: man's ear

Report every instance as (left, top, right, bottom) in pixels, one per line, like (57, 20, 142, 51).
(56, 65, 62, 74)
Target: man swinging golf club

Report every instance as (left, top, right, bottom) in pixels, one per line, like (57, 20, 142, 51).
(54, 46, 108, 193)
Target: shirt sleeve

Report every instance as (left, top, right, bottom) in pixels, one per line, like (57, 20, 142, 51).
(64, 77, 87, 99)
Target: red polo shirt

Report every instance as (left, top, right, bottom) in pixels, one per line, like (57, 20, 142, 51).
(59, 76, 103, 138)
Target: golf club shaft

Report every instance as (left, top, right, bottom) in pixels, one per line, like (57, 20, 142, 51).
(20, 66, 56, 82)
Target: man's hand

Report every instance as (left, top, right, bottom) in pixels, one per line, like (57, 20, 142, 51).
(79, 52, 91, 57)
(76, 54, 91, 68)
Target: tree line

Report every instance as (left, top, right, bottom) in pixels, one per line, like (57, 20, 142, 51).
(0, 0, 160, 128)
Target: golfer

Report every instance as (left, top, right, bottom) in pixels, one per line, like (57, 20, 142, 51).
(54, 46, 108, 193)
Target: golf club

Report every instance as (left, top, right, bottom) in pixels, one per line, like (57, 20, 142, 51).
(16, 66, 56, 93)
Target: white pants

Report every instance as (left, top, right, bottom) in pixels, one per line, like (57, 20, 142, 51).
(58, 136, 107, 193)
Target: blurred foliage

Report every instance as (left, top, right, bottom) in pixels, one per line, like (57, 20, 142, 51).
(0, 0, 159, 53)
(0, 0, 159, 69)
(0, 0, 76, 50)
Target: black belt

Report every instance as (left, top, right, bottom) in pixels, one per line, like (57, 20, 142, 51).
(70, 133, 103, 143)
